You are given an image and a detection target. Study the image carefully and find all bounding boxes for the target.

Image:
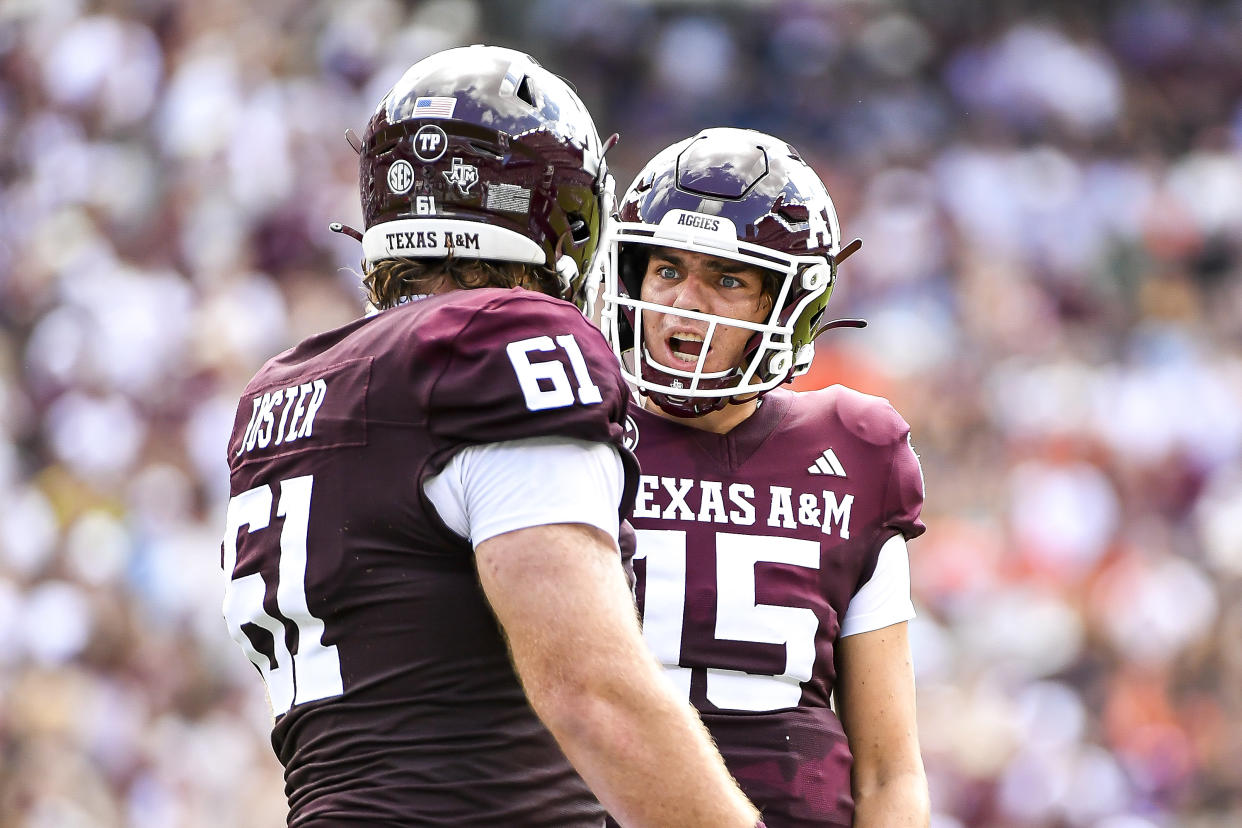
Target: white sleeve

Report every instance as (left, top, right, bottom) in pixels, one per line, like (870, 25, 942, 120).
(839, 535, 915, 637)
(423, 436, 625, 548)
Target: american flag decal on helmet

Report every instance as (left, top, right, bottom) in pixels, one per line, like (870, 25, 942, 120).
(413, 96, 457, 118)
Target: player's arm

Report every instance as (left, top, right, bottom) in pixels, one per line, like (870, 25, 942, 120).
(836, 621, 928, 827)
(478, 522, 759, 827)
(426, 437, 758, 827)
(835, 536, 930, 828)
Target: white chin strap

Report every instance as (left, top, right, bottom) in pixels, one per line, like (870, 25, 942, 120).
(362, 219, 545, 266)
(555, 253, 581, 299)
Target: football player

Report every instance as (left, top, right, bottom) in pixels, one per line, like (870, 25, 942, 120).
(601, 127, 930, 827)
(221, 47, 760, 827)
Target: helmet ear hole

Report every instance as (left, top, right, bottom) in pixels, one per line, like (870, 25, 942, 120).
(568, 213, 591, 245)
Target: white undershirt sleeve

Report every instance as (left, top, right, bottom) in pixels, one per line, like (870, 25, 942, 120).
(423, 436, 625, 548)
(839, 534, 915, 637)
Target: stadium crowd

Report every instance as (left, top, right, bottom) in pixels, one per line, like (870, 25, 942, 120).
(0, 1, 1239, 825)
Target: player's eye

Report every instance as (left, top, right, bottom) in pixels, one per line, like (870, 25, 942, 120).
(720, 275, 745, 289)
(654, 264, 679, 280)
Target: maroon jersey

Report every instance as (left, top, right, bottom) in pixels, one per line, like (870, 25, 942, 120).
(626, 386, 925, 828)
(221, 288, 637, 826)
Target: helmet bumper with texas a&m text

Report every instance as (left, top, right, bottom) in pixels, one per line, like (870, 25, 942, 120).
(334, 44, 616, 312)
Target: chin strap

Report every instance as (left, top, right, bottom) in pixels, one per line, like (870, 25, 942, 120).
(549, 227, 580, 297)
(555, 252, 580, 297)
(807, 238, 868, 341)
(329, 222, 364, 243)
(596, 133, 620, 199)
(333, 130, 366, 244)
(834, 237, 862, 266)
(331, 130, 367, 246)
(810, 317, 867, 344)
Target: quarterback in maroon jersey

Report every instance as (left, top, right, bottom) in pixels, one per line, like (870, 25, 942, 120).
(222, 48, 759, 827)
(601, 128, 930, 827)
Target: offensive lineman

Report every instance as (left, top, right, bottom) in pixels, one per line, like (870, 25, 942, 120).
(221, 48, 760, 827)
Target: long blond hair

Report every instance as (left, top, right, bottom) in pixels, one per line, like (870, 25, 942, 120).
(363, 257, 561, 310)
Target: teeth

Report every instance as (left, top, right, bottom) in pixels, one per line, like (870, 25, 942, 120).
(669, 333, 704, 364)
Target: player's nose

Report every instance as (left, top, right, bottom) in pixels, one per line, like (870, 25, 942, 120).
(668, 273, 709, 313)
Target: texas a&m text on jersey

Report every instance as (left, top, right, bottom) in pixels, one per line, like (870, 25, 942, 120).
(602, 126, 930, 827)
(626, 385, 924, 825)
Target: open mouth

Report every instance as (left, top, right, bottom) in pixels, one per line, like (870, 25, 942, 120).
(668, 333, 705, 364)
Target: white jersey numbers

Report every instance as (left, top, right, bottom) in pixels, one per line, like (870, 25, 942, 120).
(634, 528, 821, 712)
(222, 475, 343, 717)
(506, 334, 603, 411)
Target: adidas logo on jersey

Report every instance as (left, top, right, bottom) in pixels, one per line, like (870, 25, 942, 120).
(807, 448, 846, 477)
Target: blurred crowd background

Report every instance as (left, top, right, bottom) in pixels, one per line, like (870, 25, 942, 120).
(1, 0, 1240, 826)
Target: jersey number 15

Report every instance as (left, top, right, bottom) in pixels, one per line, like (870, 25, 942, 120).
(636, 528, 821, 712)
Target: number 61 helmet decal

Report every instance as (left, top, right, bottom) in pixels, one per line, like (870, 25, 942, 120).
(601, 127, 862, 417)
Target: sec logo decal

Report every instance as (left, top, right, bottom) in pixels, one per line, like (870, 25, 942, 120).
(387, 159, 414, 194)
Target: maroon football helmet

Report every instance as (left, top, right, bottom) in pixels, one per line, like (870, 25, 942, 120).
(348, 45, 614, 311)
(601, 128, 853, 417)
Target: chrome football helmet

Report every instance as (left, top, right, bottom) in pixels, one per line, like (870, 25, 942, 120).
(601, 127, 856, 417)
(336, 45, 615, 312)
